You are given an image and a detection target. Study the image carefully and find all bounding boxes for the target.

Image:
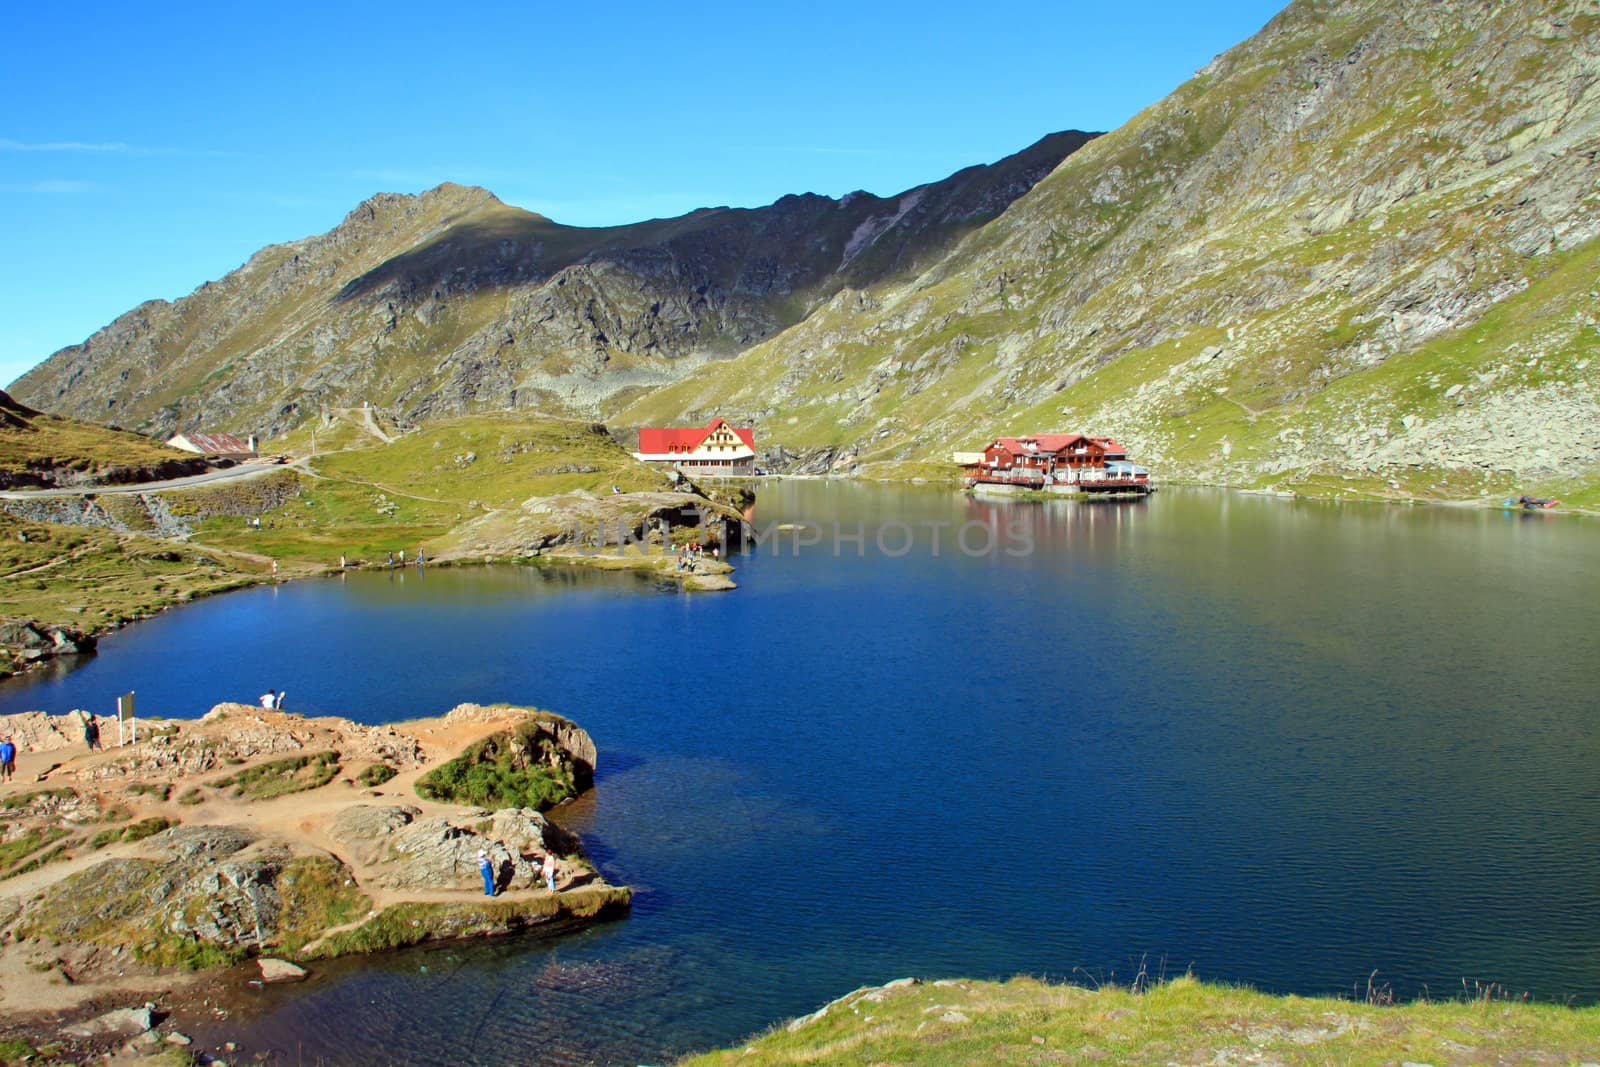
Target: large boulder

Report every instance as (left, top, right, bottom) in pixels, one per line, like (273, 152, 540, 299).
(382, 815, 538, 891)
(142, 824, 257, 863)
(327, 803, 574, 892)
(258, 957, 308, 982)
(326, 804, 421, 866)
(61, 1004, 155, 1039)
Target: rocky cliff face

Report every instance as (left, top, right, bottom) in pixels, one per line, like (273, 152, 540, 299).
(616, 0, 1600, 500)
(10, 133, 1092, 440)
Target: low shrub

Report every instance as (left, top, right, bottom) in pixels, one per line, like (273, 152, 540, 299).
(358, 763, 398, 788)
(211, 751, 340, 800)
(89, 816, 175, 849)
(415, 721, 578, 811)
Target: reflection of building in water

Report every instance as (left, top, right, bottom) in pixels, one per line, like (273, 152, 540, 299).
(958, 433, 1152, 495)
(633, 418, 756, 474)
(966, 483, 1148, 550)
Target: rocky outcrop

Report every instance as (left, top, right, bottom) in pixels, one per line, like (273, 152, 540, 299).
(12, 840, 348, 966)
(20, 704, 428, 785)
(341, 805, 579, 893)
(0, 619, 96, 665)
(0, 703, 627, 986)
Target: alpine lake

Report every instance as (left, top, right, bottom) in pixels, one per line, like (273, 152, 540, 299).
(2, 481, 1597, 1067)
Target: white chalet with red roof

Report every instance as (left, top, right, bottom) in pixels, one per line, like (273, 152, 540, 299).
(633, 418, 757, 474)
(962, 433, 1152, 494)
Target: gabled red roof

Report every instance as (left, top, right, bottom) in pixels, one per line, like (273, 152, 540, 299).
(1026, 433, 1090, 453)
(1092, 437, 1127, 454)
(992, 433, 1093, 456)
(172, 431, 254, 455)
(637, 418, 755, 454)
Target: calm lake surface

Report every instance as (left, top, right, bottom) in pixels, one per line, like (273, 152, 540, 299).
(3, 483, 1598, 1066)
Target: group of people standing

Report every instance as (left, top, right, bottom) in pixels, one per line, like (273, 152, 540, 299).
(477, 849, 560, 896)
(383, 548, 425, 567)
(674, 540, 719, 571)
(259, 688, 288, 709)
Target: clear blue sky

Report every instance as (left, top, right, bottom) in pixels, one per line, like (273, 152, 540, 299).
(1, 0, 1286, 389)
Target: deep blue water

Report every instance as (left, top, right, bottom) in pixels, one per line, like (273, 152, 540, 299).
(3, 483, 1598, 1066)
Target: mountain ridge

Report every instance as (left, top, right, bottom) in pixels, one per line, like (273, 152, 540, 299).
(11, 131, 1095, 438)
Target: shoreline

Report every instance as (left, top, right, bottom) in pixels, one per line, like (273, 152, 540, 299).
(2, 473, 1587, 685)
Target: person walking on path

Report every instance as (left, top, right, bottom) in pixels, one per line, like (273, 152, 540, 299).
(83, 715, 101, 753)
(0, 735, 16, 782)
(541, 851, 558, 893)
(477, 850, 496, 897)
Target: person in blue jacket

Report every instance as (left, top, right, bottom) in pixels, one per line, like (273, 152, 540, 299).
(0, 735, 16, 782)
(477, 850, 495, 896)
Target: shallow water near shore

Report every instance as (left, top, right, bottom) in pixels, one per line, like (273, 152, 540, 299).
(4, 483, 1599, 1066)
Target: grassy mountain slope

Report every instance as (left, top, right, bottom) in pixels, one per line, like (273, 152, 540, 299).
(10, 133, 1092, 441)
(187, 413, 677, 563)
(0, 388, 206, 490)
(614, 0, 1600, 505)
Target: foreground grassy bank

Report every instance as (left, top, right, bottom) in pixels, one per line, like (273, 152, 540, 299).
(681, 975, 1600, 1066)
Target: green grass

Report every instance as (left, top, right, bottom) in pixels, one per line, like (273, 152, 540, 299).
(0, 391, 205, 489)
(272, 855, 372, 956)
(679, 974, 1600, 1066)
(414, 718, 579, 811)
(358, 762, 398, 788)
(7, 843, 71, 880)
(210, 751, 340, 800)
(0, 788, 76, 811)
(176, 787, 204, 805)
(88, 816, 175, 850)
(0, 515, 258, 649)
(0, 827, 71, 877)
(0, 1037, 38, 1065)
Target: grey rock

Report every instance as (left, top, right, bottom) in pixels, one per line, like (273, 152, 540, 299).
(258, 957, 308, 982)
(144, 824, 257, 863)
(326, 804, 420, 866)
(61, 1005, 155, 1038)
